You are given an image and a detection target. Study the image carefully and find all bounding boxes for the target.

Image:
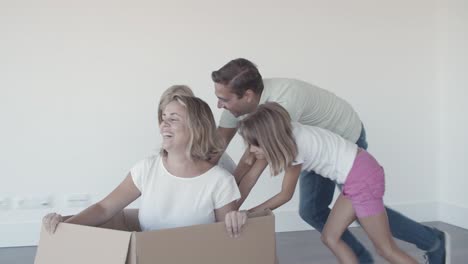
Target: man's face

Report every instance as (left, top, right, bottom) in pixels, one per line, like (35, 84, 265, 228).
(214, 83, 252, 117)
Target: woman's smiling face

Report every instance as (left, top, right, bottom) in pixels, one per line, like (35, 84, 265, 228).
(160, 100, 190, 153)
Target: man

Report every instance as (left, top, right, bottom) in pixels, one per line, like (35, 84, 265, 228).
(211, 58, 448, 264)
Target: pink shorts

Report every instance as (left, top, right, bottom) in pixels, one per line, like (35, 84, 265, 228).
(342, 149, 385, 218)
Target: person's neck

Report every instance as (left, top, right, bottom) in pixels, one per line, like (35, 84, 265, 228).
(250, 92, 262, 112)
(165, 151, 194, 167)
(164, 151, 209, 177)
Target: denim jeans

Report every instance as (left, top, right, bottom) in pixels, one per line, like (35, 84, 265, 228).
(298, 124, 438, 263)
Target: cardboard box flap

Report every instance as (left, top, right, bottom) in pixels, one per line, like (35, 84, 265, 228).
(135, 210, 276, 264)
(34, 223, 132, 264)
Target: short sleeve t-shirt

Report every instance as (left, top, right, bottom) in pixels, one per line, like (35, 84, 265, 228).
(219, 78, 362, 142)
(130, 155, 240, 231)
(291, 122, 358, 184)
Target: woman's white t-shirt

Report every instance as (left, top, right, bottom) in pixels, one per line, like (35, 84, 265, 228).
(130, 155, 240, 231)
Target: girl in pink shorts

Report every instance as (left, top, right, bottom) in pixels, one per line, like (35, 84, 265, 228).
(238, 102, 417, 264)
(343, 148, 386, 218)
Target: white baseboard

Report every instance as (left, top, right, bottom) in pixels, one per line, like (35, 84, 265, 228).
(438, 202, 468, 230)
(274, 201, 439, 233)
(0, 201, 462, 248)
(0, 221, 41, 248)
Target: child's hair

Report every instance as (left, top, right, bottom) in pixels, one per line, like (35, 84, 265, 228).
(238, 102, 297, 175)
(160, 95, 223, 161)
(158, 85, 194, 124)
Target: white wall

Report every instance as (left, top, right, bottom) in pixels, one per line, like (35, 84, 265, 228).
(437, 0, 468, 229)
(0, 0, 443, 247)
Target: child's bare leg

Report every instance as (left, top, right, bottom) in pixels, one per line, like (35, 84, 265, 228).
(359, 212, 418, 264)
(321, 194, 359, 264)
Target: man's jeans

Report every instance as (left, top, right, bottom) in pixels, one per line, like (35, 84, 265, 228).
(298, 125, 438, 263)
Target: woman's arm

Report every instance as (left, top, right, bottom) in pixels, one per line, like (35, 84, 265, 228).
(248, 164, 302, 213)
(43, 174, 141, 233)
(66, 174, 141, 225)
(214, 201, 237, 222)
(215, 201, 248, 238)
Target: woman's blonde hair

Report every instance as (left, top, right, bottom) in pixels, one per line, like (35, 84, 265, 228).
(160, 95, 223, 161)
(158, 85, 194, 124)
(238, 102, 297, 176)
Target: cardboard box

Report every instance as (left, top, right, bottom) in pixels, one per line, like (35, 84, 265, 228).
(34, 209, 276, 264)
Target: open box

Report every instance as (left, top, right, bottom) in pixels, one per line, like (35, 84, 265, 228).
(34, 209, 277, 264)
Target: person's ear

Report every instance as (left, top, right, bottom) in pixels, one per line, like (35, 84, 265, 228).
(244, 89, 255, 102)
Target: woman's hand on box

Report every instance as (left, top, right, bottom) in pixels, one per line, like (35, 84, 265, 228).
(224, 210, 248, 238)
(42, 213, 63, 234)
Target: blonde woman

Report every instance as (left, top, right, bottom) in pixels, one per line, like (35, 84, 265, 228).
(158, 85, 236, 174)
(237, 102, 422, 264)
(158, 85, 194, 124)
(43, 95, 245, 237)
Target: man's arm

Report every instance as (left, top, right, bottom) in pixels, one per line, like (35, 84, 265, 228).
(211, 127, 237, 164)
(233, 148, 255, 184)
(218, 127, 237, 149)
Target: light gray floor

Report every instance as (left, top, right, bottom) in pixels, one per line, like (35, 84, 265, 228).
(0, 221, 466, 264)
(276, 221, 466, 264)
